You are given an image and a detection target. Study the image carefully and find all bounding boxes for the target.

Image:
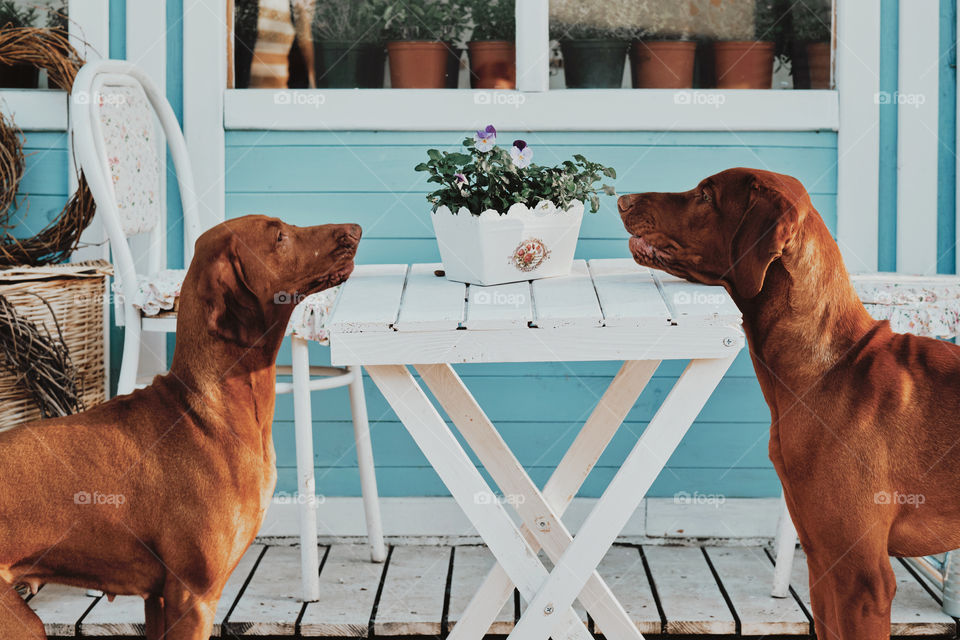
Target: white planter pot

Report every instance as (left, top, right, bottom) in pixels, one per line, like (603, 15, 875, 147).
(431, 200, 585, 286)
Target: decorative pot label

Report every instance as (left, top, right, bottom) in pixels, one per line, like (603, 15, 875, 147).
(511, 238, 550, 272)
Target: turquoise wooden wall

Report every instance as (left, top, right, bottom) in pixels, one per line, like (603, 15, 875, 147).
(225, 130, 837, 498)
(6, 0, 956, 499)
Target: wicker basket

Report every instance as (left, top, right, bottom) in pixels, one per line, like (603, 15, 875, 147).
(0, 260, 111, 428)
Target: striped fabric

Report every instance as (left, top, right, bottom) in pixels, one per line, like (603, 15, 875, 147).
(249, 0, 315, 88)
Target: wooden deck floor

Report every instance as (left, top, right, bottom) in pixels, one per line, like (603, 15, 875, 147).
(27, 543, 954, 638)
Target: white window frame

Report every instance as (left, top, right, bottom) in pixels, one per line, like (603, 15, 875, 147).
(188, 0, 879, 267)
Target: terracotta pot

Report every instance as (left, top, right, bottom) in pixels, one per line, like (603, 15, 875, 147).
(713, 41, 774, 89)
(630, 40, 696, 89)
(468, 40, 516, 89)
(806, 41, 831, 89)
(387, 41, 448, 88)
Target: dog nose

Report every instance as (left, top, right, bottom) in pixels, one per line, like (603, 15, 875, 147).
(345, 224, 362, 242)
(617, 195, 635, 218)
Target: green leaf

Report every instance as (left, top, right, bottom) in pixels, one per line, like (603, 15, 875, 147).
(414, 163, 430, 172)
(603, 167, 617, 179)
(427, 149, 442, 161)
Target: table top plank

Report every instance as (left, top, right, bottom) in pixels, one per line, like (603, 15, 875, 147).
(705, 546, 810, 636)
(374, 545, 449, 636)
(587, 259, 671, 327)
(394, 263, 466, 332)
(329, 264, 408, 333)
(531, 260, 603, 329)
(643, 545, 736, 635)
(446, 546, 514, 634)
(300, 544, 385, 636)
(652, 271, 741, 327)
(464, 281, 534, 330)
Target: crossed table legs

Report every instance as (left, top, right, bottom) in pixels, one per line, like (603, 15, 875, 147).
(365, 355, 735, 640)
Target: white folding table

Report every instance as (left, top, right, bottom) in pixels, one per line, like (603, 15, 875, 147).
(327, 258, 744, 640)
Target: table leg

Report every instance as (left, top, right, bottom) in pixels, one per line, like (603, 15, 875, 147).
(292, 336, 321, 602)
(364, 365, 593, 640)
(508, 355, 737, 640)
(418, 361, 658, 640)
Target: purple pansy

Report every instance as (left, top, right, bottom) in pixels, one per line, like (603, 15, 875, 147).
(510, 139, 533, 169)
(474, 124, 497, 152)
(454, 172, 467, 184)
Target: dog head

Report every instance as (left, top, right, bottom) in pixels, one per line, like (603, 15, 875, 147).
(185, 215, 361, 348)
(618, 168, 811, 299)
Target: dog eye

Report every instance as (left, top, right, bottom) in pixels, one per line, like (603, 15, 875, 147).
(276, 231, 285, 243)
(701, 192, 712, 203)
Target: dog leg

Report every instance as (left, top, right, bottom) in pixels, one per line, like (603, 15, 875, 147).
(0, 581, 46, 639)
(807, 545, 896, 640)
(144, 594, 164, 639)
(160, 580, 219, 640)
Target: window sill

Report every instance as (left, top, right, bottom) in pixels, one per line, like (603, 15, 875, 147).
(224, 89, 838, 132)
(0, 90, 67, 131)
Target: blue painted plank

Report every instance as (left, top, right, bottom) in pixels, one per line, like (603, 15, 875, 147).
(937, 0, 957, 274)
(226, 130, 838, 149)
(224, 145, 838, 194)
(878, 0, 899, 272)
(276, 466, 781, 498)
(271, 375, 770, 424)
(5, 195, 69, 238)
(272, 419, 772, 470)
(226, 192, 838, 239)
(17, 148, 68, 196)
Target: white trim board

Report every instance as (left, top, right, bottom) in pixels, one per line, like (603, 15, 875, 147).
(0, 90, 67, 130)
(257, 497, 782, 541)
(225, 89, 839, 132)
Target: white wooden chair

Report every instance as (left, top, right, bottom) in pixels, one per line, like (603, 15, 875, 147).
(771, 273, 960, 617)
(70, 60, 385, 602)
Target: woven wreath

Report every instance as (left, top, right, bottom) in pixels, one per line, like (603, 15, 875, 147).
(0, 27, 96, 267)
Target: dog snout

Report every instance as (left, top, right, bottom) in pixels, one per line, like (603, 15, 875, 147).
(336, 223, 362, 248)
(618, 194, 640, 220)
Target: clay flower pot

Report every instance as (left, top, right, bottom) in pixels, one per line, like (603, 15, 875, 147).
(468, 40, 516, 89)
(561, 40, 630, 88)
(387, 41, 449, 88)
(630, 40, 697, 89)
(713, 41, 775, 89)
(313, 41, 385, 88)
(806, 41, 831, 89)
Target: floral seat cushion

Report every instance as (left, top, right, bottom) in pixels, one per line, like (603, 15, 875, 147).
(851, 274, 960, 339)
(116, 270, 340, 344)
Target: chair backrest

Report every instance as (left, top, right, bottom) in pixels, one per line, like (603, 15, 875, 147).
(71, 60, 202, 318)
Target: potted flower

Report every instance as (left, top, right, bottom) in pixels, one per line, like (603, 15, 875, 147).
(712, 1, 779, 89)
(0, 1, 39, 89)
(312, 0, 386, 88)
(383, 0, 466, 89)
(792, 0, 832, 89)
(554, 22, 631, 89)
(466, 0, 515, 89)
(415, 125, 617, 286)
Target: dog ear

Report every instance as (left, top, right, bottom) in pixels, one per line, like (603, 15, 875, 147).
(201, 239, 265, 347)
(729, 178, 805, 299)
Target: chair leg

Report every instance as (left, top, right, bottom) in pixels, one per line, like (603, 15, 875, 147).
(348, 365, 386, 563)
(116, 316, 142, 395)
(292, 337, 321, 602)
(772, 491, 798, 598)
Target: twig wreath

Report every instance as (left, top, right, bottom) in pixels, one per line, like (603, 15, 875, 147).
(0, 26, 96, 267)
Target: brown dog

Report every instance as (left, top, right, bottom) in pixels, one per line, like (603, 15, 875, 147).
(0, 215, 360, 639)
(619, 168, 960, 639)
